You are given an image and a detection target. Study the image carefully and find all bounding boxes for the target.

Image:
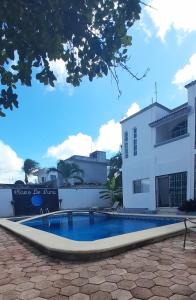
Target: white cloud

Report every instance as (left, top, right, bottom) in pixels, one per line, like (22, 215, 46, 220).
(172, 53, 196, 87)
(0, 140, 24, 183)
(95, 120, 121, 153)
(124, 102, 140, 118)
(48, 59, 73, 95)
(47, 133, 94, 160)
(146, 0, 196, 40)
(46, 103, 140, 159)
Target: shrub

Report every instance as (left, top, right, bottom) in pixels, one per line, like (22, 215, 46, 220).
(178, 199, 196, 212)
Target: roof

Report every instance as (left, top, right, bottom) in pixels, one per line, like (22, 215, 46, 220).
(120, 102, 171, 124)
(65, 155, 108, 164)
(185, 80, 196, 89)
(149, 103, 190, 127)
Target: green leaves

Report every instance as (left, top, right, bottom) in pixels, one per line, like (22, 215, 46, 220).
(0, 0, 142, 116)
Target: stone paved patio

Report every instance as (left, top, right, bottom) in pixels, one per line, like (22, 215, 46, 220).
(0, 227, 196, 300)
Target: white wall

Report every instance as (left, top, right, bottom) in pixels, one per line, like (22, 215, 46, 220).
(0, 189, 14, 217)
(122, 100, 194, 211)
(0, 188, 111, 217)
(59, 188, 111, 209)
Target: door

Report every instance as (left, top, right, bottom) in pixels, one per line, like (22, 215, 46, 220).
(157, 176, 169, 207)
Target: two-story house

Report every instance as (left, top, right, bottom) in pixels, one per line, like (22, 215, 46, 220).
(37, 150, 108, 187)
(121, 80, 196, 211)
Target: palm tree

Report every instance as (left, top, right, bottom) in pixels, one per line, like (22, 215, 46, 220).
(22, 159, 39, 184)
(48, 160, 84, 186)
(99, 177, 122, 204)
(108, 151, 122, 188)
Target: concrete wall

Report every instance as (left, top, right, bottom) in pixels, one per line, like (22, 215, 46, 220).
(0, 188, 111, 217)
(122, 95, 195, 211)
(59, 188, 111, 210)
(0, 189, 13, 217)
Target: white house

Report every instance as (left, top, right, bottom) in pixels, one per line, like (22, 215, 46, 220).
(36, 168, 59, 186)
(121, 80, 196, 211)
(63, 151, 108, 186)
(37, 151, 108, 187)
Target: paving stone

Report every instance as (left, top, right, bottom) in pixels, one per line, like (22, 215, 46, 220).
(151, 286, 173, 298)
(106, 275, 123, 283)
(191, 293, 196, 299)
(0, 227, 196, 300)
(155, 270, 173, 278)
(69, 293, 90, 300)
(111, 269, 127, 275)
(139, 272, 156, 279)
(117, 280, 136, 290)
(0, 284, 15, 293)
(136, 278, 155, 288)
(149, 297, 168, 300)
(123, 273, 138, 281)
(0, 290, 20, 300)
(170, 295, 192, 300)
(61, 285, 79, 296)
(131, 287, 153, 299)
(71, 277, 88, 286)
(100, 282, 117, 292)
(35, 280, 52, 290)
(53, 279, 70, 288)
(64, 272, 79, 280)
(15, 281, 34, 292)
(190, 283, 196, 292)
(111, 288, 132, 300)
(20, 288, 40, 299)
(91, 290, 112, 300)
(89, 276, 106, 284)
(153, 276, 173, 287)
(49, 296, 69, 300)
(47, 274, 62, 281)
(171, 276, 192, 285)
(39, 286, 59, 298)
(80, 283, 99, 294)
(171, 284, 194, 296)
(29, 275, 46, 283)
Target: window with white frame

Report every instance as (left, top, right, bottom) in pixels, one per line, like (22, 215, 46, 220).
(124, 131, 128, 158)
(133, 178, 150, 193)
(133, 127, 137, 156)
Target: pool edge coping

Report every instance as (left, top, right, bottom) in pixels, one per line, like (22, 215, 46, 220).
(0, 215, 188, 260)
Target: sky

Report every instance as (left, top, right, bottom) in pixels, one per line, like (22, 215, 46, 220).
(0, 0, 196, 183)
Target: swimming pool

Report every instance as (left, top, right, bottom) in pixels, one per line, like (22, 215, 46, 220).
(22, 213, 181, 241)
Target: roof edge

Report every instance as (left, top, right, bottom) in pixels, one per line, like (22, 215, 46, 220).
(120, 102, 171, 124)
(185, 80, 196, 89)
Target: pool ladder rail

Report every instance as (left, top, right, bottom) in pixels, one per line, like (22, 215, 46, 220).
(40, 208, 50, 214)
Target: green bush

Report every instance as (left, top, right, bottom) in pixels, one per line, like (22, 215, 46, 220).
(178, 199, 196, 212)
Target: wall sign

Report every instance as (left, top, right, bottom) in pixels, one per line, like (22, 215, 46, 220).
(12, 188, 59, 216)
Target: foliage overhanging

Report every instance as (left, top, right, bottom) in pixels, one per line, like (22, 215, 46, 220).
(0, 0, 146, 116)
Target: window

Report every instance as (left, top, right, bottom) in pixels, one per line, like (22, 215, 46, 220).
(124, 131, 128, 158)
(133, 127, 137, 156)
(169, 172, 187, 207)
(172, 120, 187, 138)
(133, 178, 150, 193)
(50, 175, 57, 181)
(41, 177, 45, 183)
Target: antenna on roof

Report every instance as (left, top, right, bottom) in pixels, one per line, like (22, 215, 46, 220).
(155, 82, 158, 102)
(151, 97, 154, 104)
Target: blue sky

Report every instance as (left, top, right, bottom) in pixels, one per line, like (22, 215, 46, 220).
(0, 0, 196, 183)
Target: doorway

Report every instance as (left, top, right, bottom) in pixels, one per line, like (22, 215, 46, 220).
(156, 172, 187, 208)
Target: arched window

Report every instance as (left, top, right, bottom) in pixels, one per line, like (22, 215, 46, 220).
(172, 120, 187, 138)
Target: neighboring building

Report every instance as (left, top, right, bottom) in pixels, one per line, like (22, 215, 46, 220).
(37, 151, 108, 187)
(121, 80, 196, 211)
(36, 168, 59, 186)
(63, 151, 108, 186)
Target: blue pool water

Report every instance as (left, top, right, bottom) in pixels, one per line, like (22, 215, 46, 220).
(22, 213, 181, 241)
